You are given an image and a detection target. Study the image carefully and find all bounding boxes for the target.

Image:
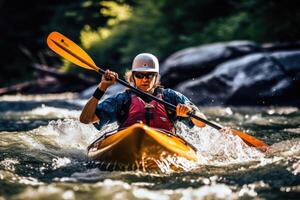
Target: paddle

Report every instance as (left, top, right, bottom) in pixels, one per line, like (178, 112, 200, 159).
(47, 31, 269, 148)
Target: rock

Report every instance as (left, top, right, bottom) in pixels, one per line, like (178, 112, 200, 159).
(175, 51, 300, 106)
(160, 41, 260, 88)
(0, 76, 69, 95)
(0, 63, 97, 95)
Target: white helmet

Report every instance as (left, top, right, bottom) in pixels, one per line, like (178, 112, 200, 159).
(131, 53, 159, 73)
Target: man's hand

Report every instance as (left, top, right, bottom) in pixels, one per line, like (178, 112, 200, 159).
(176, 104, 193, 117)
(98, 70, 118, 91)
(176, 104, 207, 128)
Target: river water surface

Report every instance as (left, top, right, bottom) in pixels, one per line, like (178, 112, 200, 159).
(0, 93, 299, 200)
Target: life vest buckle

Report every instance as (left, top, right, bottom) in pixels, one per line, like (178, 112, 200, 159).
(144, 103, 155, 109)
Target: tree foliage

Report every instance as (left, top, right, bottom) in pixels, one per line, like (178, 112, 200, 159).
(81, 0, 300, 75)
(0, 0, 112, 86)
(1, 0, 300, 86)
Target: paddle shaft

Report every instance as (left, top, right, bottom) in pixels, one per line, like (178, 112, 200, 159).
(51, 39, 222, 130)
(110, 77, 222, 130)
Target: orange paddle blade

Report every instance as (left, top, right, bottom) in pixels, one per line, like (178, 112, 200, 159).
(47, 32, 98, 71)
(231, 129, 269, 148)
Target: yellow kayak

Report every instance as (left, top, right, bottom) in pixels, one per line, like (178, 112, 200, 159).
(87, 123, 198, 171)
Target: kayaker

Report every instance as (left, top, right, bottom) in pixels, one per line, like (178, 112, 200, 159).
(80, 53, 207, 132)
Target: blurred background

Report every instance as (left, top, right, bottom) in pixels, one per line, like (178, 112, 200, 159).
(1, 0, 300, 106)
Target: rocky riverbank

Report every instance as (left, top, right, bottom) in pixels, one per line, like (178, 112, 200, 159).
(160, 41, 300, 106)
(2, 41, 300, 107)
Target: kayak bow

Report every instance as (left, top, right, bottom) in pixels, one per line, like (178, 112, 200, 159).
(87, 123, 198, 171)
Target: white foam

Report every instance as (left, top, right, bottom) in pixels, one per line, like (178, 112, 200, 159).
(34, 119, 100, 150)
(0, 93, 76, 101)
(51, 157, 72, 170)
(0, 170, 43, 186)
(0, 158, 19, 172)
(176, 122, 265, 166)
(2, 105, 81, 120)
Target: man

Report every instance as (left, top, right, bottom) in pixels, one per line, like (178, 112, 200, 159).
(80, 53, 206, 131)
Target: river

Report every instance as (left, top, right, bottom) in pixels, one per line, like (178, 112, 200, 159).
(0, 93, 299, 200)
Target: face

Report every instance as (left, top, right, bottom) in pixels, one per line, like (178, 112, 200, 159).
(133, 72, 157, 92)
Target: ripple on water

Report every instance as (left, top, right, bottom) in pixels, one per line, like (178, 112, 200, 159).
(1, 104, 81, 120)
(6, 179, 234, 200)
(0, 98, 300, 199)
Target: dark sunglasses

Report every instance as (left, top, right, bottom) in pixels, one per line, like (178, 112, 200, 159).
(134, 72, 157, 79)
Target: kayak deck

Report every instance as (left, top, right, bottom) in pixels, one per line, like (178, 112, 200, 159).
(87, 123, 198, 171)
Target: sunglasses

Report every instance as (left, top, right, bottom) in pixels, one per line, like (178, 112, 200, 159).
(134, 72, 157, 79)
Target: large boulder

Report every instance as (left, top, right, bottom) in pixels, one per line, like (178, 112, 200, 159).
(175, 51, 300, 106)
(160, 41, 260, 88)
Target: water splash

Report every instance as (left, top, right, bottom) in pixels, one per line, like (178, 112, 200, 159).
(0, 158, 19, 172)
(7, 178, 240, 200)
(1, 94, 300, 199)
(51, 157, 72, 170)
(175, 123, 265, 166)
(34, 119, 99, 150)
(0, 93, 76, 102)
(266, 138, 300, 156)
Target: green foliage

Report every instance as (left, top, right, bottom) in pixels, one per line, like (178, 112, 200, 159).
(80, 0, 300, 74)
(80, 0, 234, 72)
(194, 12, 263, 43)
(249, 0, 300, 41)
(0, 0, 114, 86)
(1, 0, 300, 86)
(45, 0, 110, 43)
(62, 1, 134, 74)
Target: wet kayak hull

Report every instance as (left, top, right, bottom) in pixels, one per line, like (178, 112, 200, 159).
(87, 123, 198, 171)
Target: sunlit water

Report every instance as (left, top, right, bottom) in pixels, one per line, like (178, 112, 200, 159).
(0, 94, 299, 200)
